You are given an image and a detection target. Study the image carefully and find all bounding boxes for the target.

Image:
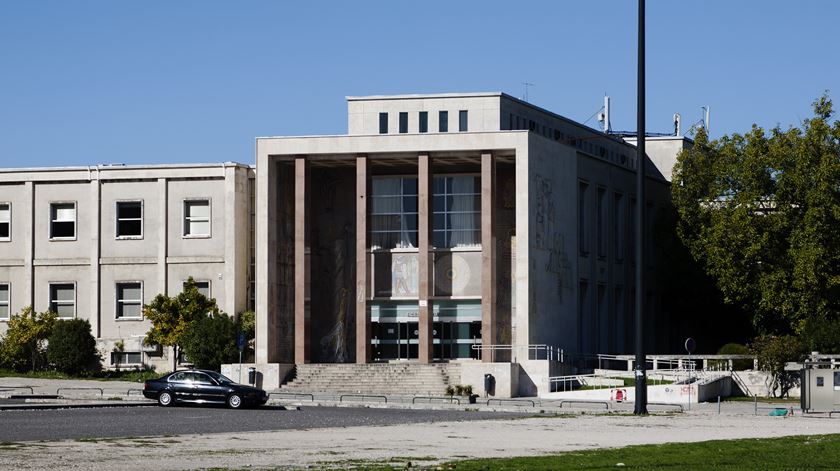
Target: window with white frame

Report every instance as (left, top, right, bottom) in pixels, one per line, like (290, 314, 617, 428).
(111, 351, 141, 366)
(50, 202, 76, 239)
(116, 282, 142, 319)
(370, 177, 418, 250)
(0, 203, 10, 241)
(116, 201, 143, 238)
(0, 283, 9, 320)
(184, 280, 211, 298)
(183, 199, 210, 237)
(433, 176, 480, 248)
(49, 283, 75, 319)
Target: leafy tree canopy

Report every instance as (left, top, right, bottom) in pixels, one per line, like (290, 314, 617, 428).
(47, 319, 100, 375)
(672, 94, 840, 336)
(143, 277, 219, 370)
(0, 307, 57, 372)
(181, 312, 239, 371)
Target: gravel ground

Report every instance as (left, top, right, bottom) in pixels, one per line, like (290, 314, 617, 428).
(1, 406, 837, 470)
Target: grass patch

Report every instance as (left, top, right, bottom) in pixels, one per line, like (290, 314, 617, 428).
(429, 434, 840, 470)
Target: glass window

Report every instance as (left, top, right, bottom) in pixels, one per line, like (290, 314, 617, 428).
(399, 112, 408, 133)
(459, 110, 468, 132)
(614, 192, 625, 262)
(116, 282, 142, 319)
(168, 372, 188, 382)
(183, 199, 210, 237)
(370, 177, 418, 249)
(50, 202, 76, 239)
(439, 111, 448, 132)
(597, 188, 607, 258)
(0, 283, 9, 320)
(49, 283, 75, 319)
(419, 112, 428, 133)
(184, 280, 211, 298)
(379, 112, 388, 134)
(578, 182, 589, 255)
(432, 176, 481, 248)
(116, 201, 142, 238)
(0, 203, 9, 240)
(111, 351, 141, 365)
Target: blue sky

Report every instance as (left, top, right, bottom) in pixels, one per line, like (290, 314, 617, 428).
(1, 1, 837, 167)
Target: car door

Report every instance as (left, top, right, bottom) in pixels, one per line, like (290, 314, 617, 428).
(192, 372, 227, 403)
(167, 372, 192, 400)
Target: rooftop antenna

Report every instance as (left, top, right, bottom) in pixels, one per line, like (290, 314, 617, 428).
(521, 82, 534, 102)
(597, 95, 612, 133)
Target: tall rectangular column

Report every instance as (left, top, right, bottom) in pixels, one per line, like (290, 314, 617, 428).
(294, 157, 310, 364)
(255, 154, 278, 364)
(417, 154, 433, 363)
(481, 153, 497, 363)
(355, 156, 371, 363)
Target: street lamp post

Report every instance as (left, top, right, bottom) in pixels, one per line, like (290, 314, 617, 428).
(634, 0, 648, 416)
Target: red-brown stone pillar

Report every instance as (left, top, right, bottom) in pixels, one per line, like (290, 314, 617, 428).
(356, 156, 372, 363)
(418, 154, 433, 363)
(294, 156, 310, 364)
(481, 152, 497, 362)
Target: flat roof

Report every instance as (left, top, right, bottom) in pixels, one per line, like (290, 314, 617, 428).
(0, 161, 253, 174)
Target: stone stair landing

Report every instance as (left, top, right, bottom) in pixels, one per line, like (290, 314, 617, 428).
(280, 363, 463, 396)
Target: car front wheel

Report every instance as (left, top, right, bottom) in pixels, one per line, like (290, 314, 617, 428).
(158, 391, 173, 407)
(227, 393, 243, 409)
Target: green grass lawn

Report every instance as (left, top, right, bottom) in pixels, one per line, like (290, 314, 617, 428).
(341, 434, 840, 470)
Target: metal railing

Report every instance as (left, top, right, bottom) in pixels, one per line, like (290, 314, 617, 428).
(269, 392, 315, 402)
(56, 387, 104, 397)
(558, 399, 610, 410)
(0, 386, 35, 395)
(412, 396, 461, 405)
(471, 344, 563, 363)
(595, 354, 758, 372)
(486, 398, 539, 407)
(339, 394, 387, 403)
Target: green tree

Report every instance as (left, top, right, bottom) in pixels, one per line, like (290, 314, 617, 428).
(672, 95, 840, 337)
(47, 319, 100, 375)
(0, 307, 57, 372)
(181, 312, 239, 371)
(750, 334, 805, 398)
(143, 277, 219, 371)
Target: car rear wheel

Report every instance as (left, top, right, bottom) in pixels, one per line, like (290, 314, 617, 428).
(158, 391, 173, 407)
(227, 393, 243, 409)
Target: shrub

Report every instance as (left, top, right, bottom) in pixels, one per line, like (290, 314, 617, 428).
(454, 385, 464, 396)
(716, 343, 753, 370)
(445, 385, 455, 396)
(47, 319, 100, 375)
(181, 312, 239, 371)
(0, 307, 56, 372)
(463, 385, 473, 396)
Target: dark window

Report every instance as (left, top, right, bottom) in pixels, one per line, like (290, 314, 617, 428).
(419, 112, 428, 133)
(439, 111, 448, 132)
(379, 112, 388, 134)
(0, 283, 9, 320)
(614, 192, 625, 262)
(509, 113, 513, 130)
(578, 181, 589, 255)
(50, 202, 76, 239)
(597, 188, 607, 258)
(432, 176, 481, 248)
(49, 283, 75, 319)
(529, 120, 535, 131)
(399, 112, 408, 133)
(459, 110, 468, 132)
(116, 282, 142, 319)
(111, 351, 141, 365)
(370, 177, 419, 249)
(116, 201, 142, 238)
(0, 203, 9, 240)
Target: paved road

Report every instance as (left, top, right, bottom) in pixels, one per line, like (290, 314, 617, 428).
(0, 405, 525, 442)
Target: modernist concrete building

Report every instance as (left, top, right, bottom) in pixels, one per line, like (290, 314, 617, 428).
(0, 92, 689, 394)
(252, 93, 689, 390)
(0, 163, 254, 371)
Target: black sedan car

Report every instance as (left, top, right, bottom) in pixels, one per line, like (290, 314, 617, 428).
(143, 369, 268, 408)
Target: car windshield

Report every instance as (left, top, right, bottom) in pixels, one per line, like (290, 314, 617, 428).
(205, 371, 234, 384)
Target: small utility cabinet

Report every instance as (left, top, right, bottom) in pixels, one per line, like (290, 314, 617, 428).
(800, 356, 840, 413)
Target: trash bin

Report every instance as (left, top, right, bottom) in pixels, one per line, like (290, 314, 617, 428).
(248, 367, 257, 385)
(484, 373, 495, 397)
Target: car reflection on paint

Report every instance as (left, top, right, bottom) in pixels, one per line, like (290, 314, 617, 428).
(143, 369, 268, 409)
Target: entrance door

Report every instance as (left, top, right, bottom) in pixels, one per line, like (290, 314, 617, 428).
(372, 320, 418, 361)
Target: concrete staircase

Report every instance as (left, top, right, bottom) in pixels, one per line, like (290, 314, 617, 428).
(279, 363, 463, 395)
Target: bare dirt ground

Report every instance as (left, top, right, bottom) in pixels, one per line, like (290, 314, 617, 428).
(1, 405, 837, 470)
